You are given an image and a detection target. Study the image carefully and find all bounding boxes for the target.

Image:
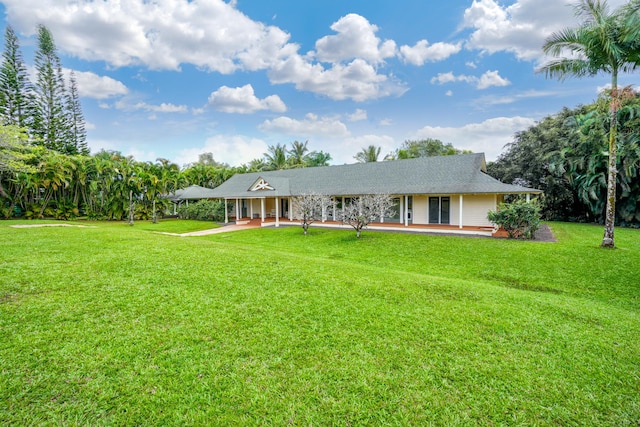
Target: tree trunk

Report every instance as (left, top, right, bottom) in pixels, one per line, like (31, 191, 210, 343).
(0, 180, 8, 198)
(602, 75, 618, 249)
(128, 190, 134, 226)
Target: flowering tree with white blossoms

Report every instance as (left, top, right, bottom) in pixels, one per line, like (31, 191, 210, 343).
(337, 194, 395, 238)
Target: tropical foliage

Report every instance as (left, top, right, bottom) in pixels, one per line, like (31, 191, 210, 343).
(354, 145, 382, 163)
(488, 199, 542, 239)
(538, 0, 640, 247)
(177, 199, 226, 222)
(488, 89, 640, 228)
(248, 140, 332, 171)
(390, 139, 472, 159)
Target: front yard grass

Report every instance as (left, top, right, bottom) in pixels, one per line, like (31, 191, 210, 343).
(0, 221, 638, 425)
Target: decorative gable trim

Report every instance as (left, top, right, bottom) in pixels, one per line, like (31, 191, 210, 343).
(249, 177, 274, 192)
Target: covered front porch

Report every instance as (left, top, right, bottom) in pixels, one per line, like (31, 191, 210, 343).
(223, 195, 418, 228)
(222, 193, 520, 231)
(225, 216, 496, 237)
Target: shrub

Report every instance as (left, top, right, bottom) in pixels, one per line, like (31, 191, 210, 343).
(488, 199, 541, 239)
(177, 199, 225, 221)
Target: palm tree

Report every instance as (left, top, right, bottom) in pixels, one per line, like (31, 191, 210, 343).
(538, 0, 640, 248)
(354, 145, 381, 163)
(288, 140, 311, 168)
(264, 144, 289, 170)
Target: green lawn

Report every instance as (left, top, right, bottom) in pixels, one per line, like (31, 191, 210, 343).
(1, 220, 638, 425)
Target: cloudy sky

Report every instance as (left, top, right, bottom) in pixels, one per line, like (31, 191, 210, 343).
(0, 0, 636, 166)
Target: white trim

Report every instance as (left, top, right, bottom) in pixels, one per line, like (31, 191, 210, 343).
(249, 177, 274, 191)
(404, 195, 409, 227)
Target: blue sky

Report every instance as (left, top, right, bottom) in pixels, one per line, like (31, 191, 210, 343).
(0, 0, 637, 166)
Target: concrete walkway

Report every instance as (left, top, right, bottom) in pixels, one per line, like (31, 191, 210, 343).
(157, 223, 262, 237)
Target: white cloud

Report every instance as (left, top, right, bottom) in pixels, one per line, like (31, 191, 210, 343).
(477, 70, 511, 89)
(7, 2, 434, 102)
(175, 135, 269, 167)
(65, 69, 128, 99)
(114, 99, 188, 113)
(411, 116, 537, 160)
(399, 40, 461, 66)
(430, 70, 510, 90)
(475, 89, 558, 106)
(269, 56, 407, 102)
(207, 84, 286, 114)
(348, 109, 368, 122)
(431, 72, 476, 85)
(4, 0, 294, 73)
(315, 14, 397, 64)
(259, 113, 350, 138)
(459, 0, 627, 62)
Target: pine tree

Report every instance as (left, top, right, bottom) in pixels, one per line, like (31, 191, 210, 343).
(0, 25, 30, 127)
(66, 70, 88, 155)
(31, 24, 73, 154)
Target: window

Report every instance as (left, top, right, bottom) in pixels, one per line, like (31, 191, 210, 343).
(429, 196, 450, 224)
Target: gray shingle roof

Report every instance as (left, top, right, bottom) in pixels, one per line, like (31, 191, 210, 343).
(166, 185, 219, 201)
(209, 153, 541, 198)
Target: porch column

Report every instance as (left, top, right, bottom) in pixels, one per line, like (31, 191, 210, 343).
(289, 197, 294, 221)
(261, 198, 265, 223)
(249, 199, 253, 219)
(235, 198, 241, 222)
(404, 195, 409, 227)
(275, 196, 280, 227)
(224, 198, 229, 224)
(332, 197, 336, 222)
(459, 194, 463, 229)
(399, 197, 404, 225)
(526, 193, 531, 202)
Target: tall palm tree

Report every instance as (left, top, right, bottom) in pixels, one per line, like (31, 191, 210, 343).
(538, 0, 640, 248)
(354, 145, 381, 163)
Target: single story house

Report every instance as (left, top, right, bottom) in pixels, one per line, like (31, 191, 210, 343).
(208, 153, 541, 232)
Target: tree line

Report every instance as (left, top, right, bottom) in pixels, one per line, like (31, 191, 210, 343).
(488, 88, 640, 227)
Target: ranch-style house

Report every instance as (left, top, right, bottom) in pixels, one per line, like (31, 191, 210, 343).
(204, 153, 541, 235)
